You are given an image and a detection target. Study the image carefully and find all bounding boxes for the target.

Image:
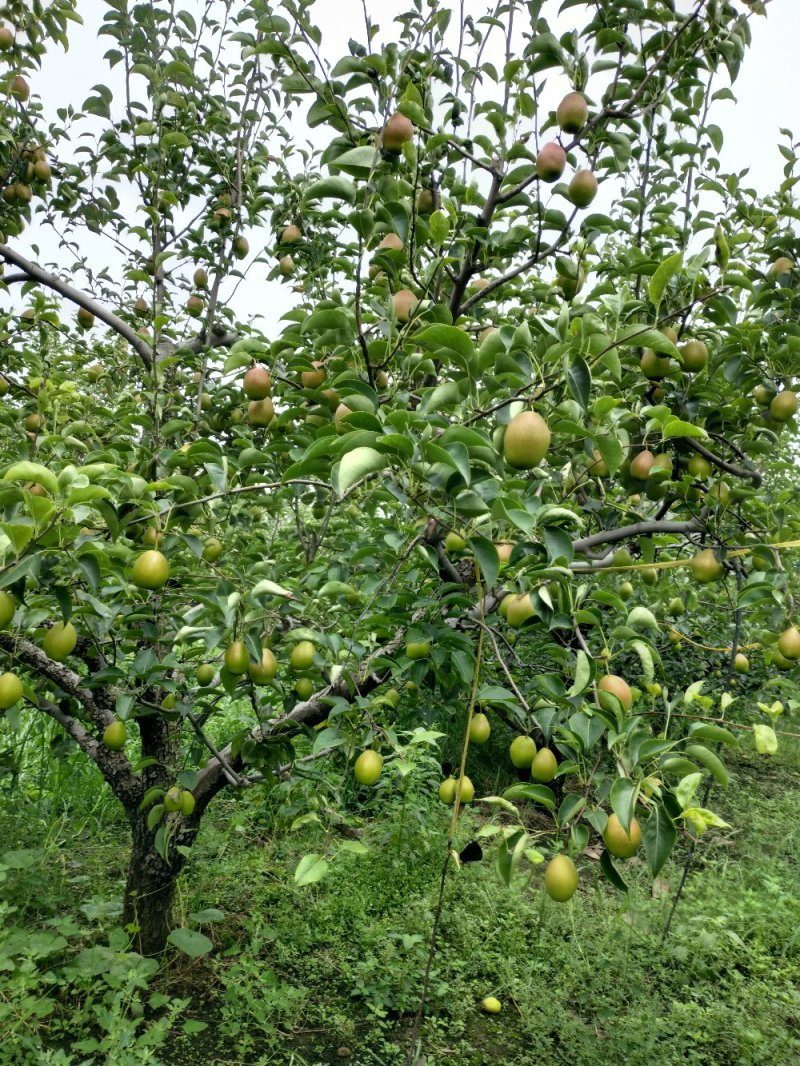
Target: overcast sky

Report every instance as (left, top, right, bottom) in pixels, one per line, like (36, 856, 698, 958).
(16, 1, 800, 329)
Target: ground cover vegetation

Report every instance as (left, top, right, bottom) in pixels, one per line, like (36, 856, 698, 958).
(0, 0, 799, 1062)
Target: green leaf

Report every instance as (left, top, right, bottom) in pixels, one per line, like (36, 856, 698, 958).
(662, 419, 708, 440)
(687, 722, 739, 747)
(566, 354, 592, 410)
(753, 723, 777, 755)
(617, 328, 679, 357)
(167, 928, 214, 959)
(251, 579, 294, 599)
(502, 783, 556, 811)
(294, 853, 330, 886)
(328, 146, 377, 177)
(334, 447, 389, 494)
(643, 804, 677, 876)
(684, 744, 729, 787)
(303, 177, 357, 203)
(648, 252, 683, 306)
(610, 778, 636, 833)
(470, 536, 499, 589)
(600, 849, 629, 892)
(567, 649, 592, 696)
(3, 462, 60, 496)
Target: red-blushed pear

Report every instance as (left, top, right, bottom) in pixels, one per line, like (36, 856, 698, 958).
(9, 75, 29, 102)
(131, 550, 169, 590)
(279, 255, 294, 276)
(301, 361, 326, 388)
(496, 542, 513, 564)
(0, 26, 14, 51)
(354, 750, 383, 785)
(536, 142, 566, 183)
(556, 91, 589, 134)
(248, 397, 274, 426)
(544, 854, 578, 902)
(503, 410, 551, 468)
(598, 674, 633, 713)
(392, 288, 418, 323)
(680, 339, 708, 372)
(569, 169, 598, 208)
(0, 672, 23, 710)
(603, 813, 642, 858)
(630, 450, 655, 480)
(381, 111, 414, 151)
(334, 403, 353, 432)
(378, 233, 404, 252)
(186, 294, 204, 318)
(777, 626, 800, 660)
(769, 389, 797, 422)
(243, 365, 271, 399)
(689, 548, 724, 583)
(280, 223, 302, 244)
(641, 348, 670, 379)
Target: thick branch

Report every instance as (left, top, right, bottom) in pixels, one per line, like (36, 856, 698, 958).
(571, 517, 703, 556)
(0, 244, 153, 369)
(0, 634, 115, 730)
(686, 437, 762, 486)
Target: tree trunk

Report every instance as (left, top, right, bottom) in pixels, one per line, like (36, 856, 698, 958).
(123, 814, 187, 956)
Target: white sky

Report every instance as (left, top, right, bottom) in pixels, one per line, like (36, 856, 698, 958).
(15, 1, 800, 330)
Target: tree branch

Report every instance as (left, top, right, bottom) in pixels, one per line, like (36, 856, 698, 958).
(571, 517, 703, 557)
(686, 437, 762, 486)
(0, 244, 154, 369)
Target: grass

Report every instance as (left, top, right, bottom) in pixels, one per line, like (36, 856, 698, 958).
(1, 733, 799, 1065)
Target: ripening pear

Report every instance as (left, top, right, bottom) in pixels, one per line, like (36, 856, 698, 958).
(770, 390, 797, 422)
(597, 674, 633, 712)
(535, 142, 566, 183)
(556, 91, 589, 134)
(381, 111, 414, 151)
(689, 548, 723, 584)
(503, 411, 550, 468)
(777, 626, 800, 660)
(603, 813, 642, 858)
(680, 339, 708, 373)
(568, 169, 598, 208)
